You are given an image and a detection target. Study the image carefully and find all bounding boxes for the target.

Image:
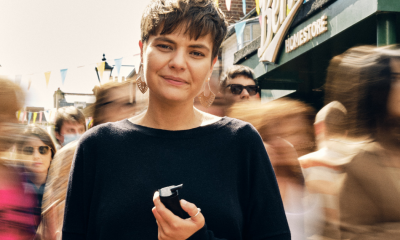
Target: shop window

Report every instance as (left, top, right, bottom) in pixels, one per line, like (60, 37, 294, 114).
(238, 22, 261, 50)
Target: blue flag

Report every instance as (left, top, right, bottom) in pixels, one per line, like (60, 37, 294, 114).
(242, 0, 246, 15)
(114, 58, 123, 77)
(235, 21, 246, 48)
(28, 112, 32, 124)
(60, 69, 68, 85)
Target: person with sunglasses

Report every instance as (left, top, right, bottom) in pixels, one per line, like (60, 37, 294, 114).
(220, 65, 260, 105)
(17, 124, 56, 230)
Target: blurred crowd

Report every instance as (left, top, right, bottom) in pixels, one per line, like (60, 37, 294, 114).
(1, 45, 399, 239)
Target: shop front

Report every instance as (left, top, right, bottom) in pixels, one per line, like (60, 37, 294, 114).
(233, 0, 400, 109)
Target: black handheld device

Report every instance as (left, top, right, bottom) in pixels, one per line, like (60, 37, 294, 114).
(158, 184, 187, 219)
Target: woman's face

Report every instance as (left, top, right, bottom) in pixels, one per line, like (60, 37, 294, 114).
(22, 137, 52, 174)
(140, 27, 217, 104)
(388, 59, 400, 117)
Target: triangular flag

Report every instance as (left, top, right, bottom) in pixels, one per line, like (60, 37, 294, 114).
(242, 0, 246, 15)
(235, 21, 246, 48)
(60, 69, 68, 85)
(33, 112, 37, 124)
(28, 112, 32, 124)
(114, 58, 122, 78)
(287, 5, 290, 15)
(43, 110, 50, 123)
(226, 0, 231, 11)
(45, 71, 51, 87)
(39, 112, 43, 123)
(96, 62, 105, 82)
(17, 111, 21, 121)
(259, 14, 262, 25)
(20, 111, 26, 123)
(15, 75, 22, 85)
(255, 0, 260, 15)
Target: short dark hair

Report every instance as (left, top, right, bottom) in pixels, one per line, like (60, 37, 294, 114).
(220, 65, 256, 92)
(54, 107, 86, 135)
(140, 0, 228, 60)
(18, 124, 57, 159)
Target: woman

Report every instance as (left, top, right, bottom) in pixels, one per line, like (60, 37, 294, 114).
(62, 0, 290, 239)
(325, 46, 400, 239)
(0, 77, 37, 240)
(17, 124, 56, 229)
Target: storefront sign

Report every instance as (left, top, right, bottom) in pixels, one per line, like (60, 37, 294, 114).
(285, 15, 328, 53)
(258, 0, 303, 63)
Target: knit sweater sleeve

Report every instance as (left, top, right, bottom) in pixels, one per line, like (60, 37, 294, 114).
(62, 130, 97, 240)
(190, 123, 290, 240)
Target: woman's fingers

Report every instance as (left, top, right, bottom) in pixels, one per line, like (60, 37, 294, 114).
(153, 191, 181, 225)
(180, 199, 205, 225)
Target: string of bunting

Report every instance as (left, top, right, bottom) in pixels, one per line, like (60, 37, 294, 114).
(12, 53, 140, 90)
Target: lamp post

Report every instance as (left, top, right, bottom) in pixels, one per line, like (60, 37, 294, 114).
(95, 54, 114, 83)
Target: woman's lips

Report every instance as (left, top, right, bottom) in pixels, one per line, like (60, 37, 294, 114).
(163, 76, 187, 86)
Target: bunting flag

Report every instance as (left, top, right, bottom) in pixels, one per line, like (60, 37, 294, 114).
(43, 110, 50, 124)
(21, 111, 26, 122)
(287, 5, 290, 15)
(255, 0, 260, 15)
(28, 112, 32, 124)
(114, 58, 122, 79)
(33, 112, 37, 124)
(235, 21, 246, 48)
(39, 112, 43, 123)
(242, 0, 246, 15)
(226, 0, 231, 10)
(45, 71, 51, 87)
(17, 111, 21, 121)
(259, 14, 262, 25)
(96, 62, 105, 82)
(60, 69, 68, 85)
(15, 75, 22, 85)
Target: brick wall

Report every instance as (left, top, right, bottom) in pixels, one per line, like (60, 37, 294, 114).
(218, 0, 256, 24)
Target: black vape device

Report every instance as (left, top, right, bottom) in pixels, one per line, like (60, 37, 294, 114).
(158, 184, 187, 219)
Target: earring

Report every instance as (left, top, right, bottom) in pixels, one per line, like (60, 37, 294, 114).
(198, 78, 215, 108)
(136, 63, 148, 94)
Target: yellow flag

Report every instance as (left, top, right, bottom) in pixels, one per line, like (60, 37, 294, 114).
(96, 62, 105, 81)
(287, 5, 290, 15)
(33, 112, 37, 124)
(255, 0, 260, 15)
(17, 110, 21, 120)
(45, 71, 51, 87)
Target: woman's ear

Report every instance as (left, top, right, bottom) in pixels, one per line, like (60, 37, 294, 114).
(209, 56, 218, 76)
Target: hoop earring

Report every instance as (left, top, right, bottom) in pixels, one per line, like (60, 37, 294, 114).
(198, 78, 215, 108)
(136, 63, 148, 94)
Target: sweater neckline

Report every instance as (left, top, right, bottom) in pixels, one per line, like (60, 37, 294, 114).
(122, 117, 233, 139)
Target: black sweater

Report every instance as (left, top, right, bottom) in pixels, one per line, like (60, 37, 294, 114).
(62, 117, 290, 240)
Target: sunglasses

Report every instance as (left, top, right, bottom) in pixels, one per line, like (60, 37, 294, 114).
(22, 146, 50, 155)
(226, 84, 259, 96)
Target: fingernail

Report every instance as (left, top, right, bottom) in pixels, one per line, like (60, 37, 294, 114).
(181, 199, 188, 205)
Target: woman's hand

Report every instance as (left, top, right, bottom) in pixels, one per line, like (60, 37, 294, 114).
(152, 191, 205, 240)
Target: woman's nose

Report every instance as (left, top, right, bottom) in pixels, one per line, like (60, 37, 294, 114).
(168, 50, 186, 71)
(32, 150, 41, 160)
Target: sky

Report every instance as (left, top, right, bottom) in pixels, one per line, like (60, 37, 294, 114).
(0, 0, 150, 109)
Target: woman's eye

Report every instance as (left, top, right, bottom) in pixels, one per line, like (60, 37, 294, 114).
(157, 44, 172, 50)
(191, 51, 205, 57)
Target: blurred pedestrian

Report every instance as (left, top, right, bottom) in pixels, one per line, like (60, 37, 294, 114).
(17, 125, 56, 229)
(299, 101, 364, 239)
(62, 0, 290, 239)
(0, 77, 37, 240)
(54, 106, 86, 149)
(228, 99, 318, 240)
(325, 45, 400, 239)
(92, 80, 144, 127)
